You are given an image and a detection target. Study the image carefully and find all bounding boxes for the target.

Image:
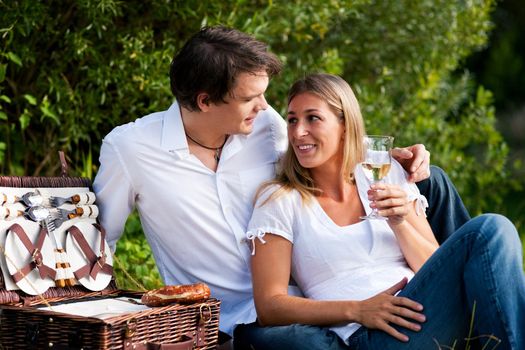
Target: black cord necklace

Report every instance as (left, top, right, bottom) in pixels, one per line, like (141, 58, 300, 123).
(185, 132, 228, 162)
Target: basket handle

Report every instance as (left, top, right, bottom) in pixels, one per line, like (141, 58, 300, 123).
(58, 151, 68, 177)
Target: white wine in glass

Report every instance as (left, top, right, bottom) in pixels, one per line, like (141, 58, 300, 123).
(360, 135, 394, 220)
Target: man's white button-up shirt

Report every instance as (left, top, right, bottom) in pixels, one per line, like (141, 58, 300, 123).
(93, 101, 288, 335)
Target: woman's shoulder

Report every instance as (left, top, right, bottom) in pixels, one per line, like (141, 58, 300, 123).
(255, 183, 303, 208)
(259, 182, 301, 201)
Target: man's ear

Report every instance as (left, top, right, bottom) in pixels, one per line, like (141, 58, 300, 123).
(197, 93, 211, 111)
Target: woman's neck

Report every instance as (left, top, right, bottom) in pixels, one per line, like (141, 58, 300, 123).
(310, 162, 351, 202)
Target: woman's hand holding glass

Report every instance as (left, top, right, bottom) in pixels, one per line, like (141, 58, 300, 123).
(368, 183, 411, 225)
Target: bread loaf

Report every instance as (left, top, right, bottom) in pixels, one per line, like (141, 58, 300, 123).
(141, 282, 211, 307)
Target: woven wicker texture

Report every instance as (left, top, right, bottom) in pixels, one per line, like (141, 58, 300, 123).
(0, 176, 92, 189)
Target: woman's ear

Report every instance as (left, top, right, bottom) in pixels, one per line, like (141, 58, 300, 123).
(197, 93, 211, 111)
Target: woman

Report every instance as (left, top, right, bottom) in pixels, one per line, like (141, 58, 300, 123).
(243, 74, 525, 349)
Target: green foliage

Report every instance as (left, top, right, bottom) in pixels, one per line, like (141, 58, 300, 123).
(113, 211, 162, 290)
(2, 0, 520, 285)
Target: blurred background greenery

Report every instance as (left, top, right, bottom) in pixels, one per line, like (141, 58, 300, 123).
(1, 0, 523, 289)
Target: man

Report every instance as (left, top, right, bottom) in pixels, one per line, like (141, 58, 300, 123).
(93, 26, 470, 348)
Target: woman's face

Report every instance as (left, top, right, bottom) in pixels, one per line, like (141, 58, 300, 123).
(287, 92, 345, 171)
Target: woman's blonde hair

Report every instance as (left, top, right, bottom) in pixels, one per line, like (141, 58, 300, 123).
(257, 73, 366, 204)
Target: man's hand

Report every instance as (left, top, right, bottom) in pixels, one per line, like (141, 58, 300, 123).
(392, 144, 430, 183)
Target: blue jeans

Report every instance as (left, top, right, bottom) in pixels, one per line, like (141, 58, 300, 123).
(234, 323, 346, 350)
(234, 215, 525, 350)
(415, 166, 471, 244)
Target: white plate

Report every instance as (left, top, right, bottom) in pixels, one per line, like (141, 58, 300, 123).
(5, 221, 56, 295)
(65, 221, 113, 291)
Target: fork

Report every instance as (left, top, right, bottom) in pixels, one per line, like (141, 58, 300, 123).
(52, 205, 99, 229)
(49, 192, 96, 207)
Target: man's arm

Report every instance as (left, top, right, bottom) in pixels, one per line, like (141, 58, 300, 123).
(392, 144, 431, 183)
(93, 138, 136, 250)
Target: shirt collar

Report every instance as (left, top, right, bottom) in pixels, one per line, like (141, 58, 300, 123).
(161, 101, 188, 154)
(160, 100, 250, 161)
(220, 132, 246, 163)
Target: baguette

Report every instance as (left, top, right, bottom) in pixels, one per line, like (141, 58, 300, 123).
(141, 282, 211, 307)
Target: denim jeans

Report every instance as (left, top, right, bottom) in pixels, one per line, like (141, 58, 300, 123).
(415, 166, 471, 244)
(233, 168, 523, 350)
(234, 323, 346, 350)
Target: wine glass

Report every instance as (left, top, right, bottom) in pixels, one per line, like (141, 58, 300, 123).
(359, 135, 394, 220)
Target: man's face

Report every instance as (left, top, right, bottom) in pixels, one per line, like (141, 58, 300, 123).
(207, 71, 269, 135)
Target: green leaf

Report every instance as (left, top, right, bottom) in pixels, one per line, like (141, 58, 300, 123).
(40, 105, 60, 125)
(0, 142, 5, 165)
(0, 111, 7, 120)
(0, 95, 11, 103)
(0, 64, 6, 82)
(6, 52, 22, 66)
(39, 96, 61, 125)
(23, 94, 37, 105)
(19, 110, 31, 130)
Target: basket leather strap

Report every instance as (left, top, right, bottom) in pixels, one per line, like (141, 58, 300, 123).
(7, 223, 56, 282)
(195, 310, 208, 347)
(67, 224, 113, 280)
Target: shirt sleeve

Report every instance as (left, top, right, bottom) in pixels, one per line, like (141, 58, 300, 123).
(268, 106, 288, 157)
(387, 160, 429, 216)
(93, 132, 136, 251)
(246, 184, 297, 254)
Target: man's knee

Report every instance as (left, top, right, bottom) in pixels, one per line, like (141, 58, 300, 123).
(429, 165, 450, 189)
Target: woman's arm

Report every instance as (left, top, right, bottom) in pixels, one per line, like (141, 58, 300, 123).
(251, 233, 426, 342)
(370, 183, 439, 272)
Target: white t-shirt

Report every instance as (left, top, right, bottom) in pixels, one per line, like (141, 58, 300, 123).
(246, 159, 428, 342)
(93, 101, 288, 335)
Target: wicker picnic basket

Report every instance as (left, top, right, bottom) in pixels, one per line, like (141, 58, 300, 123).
(0, 171, 220, 350)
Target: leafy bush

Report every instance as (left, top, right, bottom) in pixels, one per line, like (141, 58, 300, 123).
(113, 211, 162, 290)
(2, 0, 520, 286)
